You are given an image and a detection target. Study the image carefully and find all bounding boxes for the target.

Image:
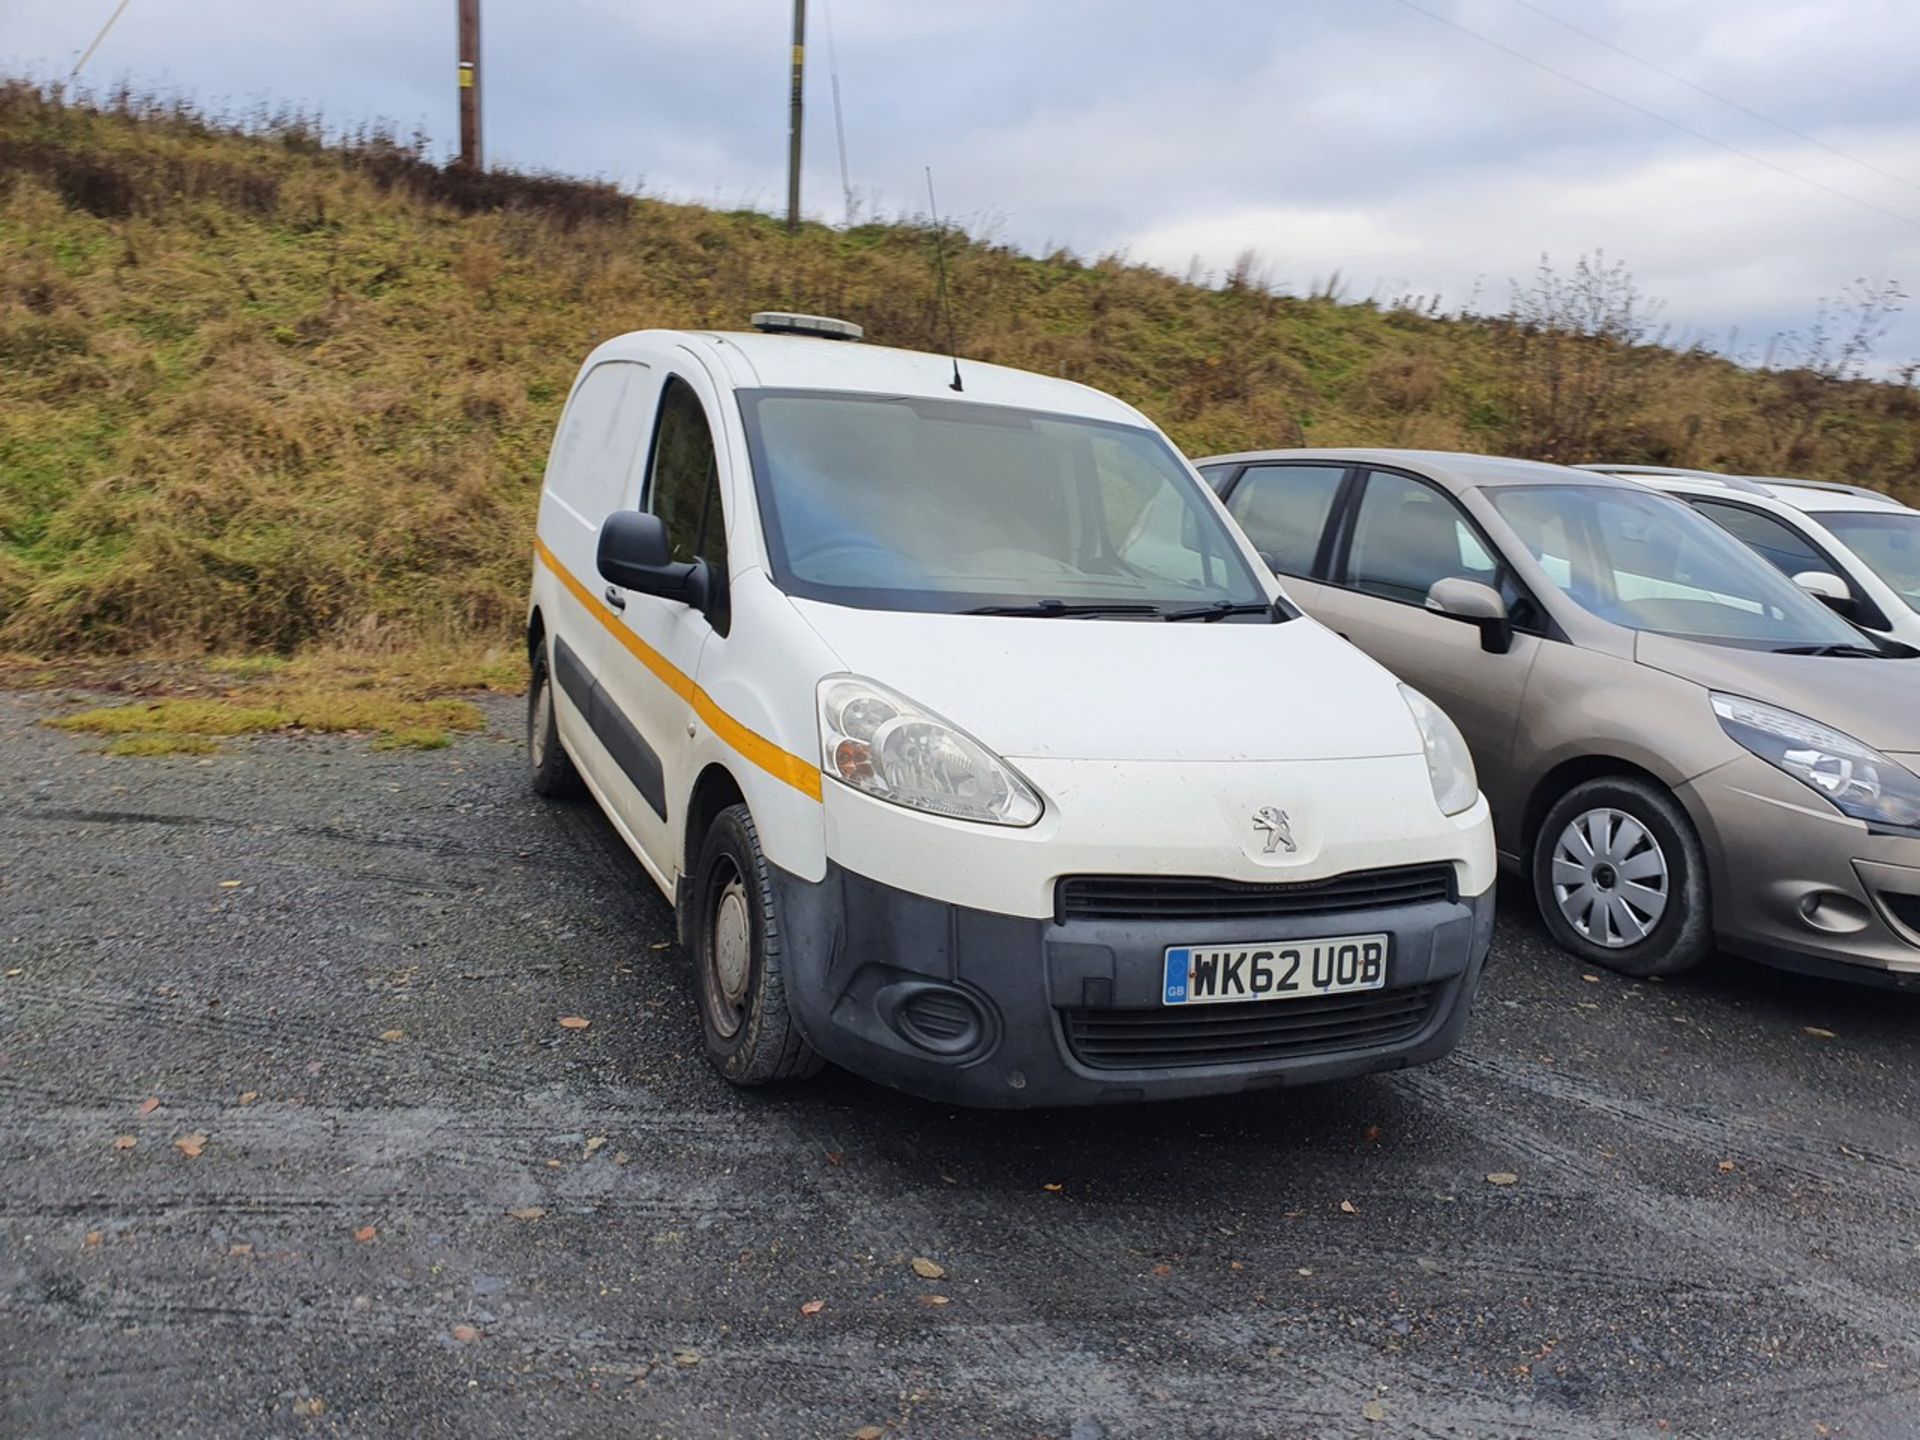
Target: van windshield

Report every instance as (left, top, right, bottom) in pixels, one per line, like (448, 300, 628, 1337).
(736, 389, 1270, 616)
(1489, 484, 1874, 650)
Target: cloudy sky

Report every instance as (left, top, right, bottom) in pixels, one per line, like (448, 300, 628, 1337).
(10, 0, 1919, 367)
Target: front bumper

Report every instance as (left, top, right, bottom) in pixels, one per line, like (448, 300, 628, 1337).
(771, 859, 1495, 1108)
(1678, 753, 1920, 987)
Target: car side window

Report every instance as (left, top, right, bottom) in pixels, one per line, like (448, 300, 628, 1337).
(643, 375, 730, 631)
(1345, 470, 1499, 605)
(1224, 464, 1346, 577)
(1690, 500, 1827, 579)
(547, 362, 650, 520)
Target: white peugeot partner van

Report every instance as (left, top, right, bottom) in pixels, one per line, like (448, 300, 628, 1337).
(525, 314, 1495, 1106)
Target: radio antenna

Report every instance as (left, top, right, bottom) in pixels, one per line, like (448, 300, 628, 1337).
(924, 167, 964, 393)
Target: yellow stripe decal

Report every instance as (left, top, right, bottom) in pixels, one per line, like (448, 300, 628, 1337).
(534, 538, 823, 802)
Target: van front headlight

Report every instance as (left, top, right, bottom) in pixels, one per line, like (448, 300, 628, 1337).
(1400, 684, 1479, 817)
(818, 676, 1043, 827)
(1711, 693, 1920, 831)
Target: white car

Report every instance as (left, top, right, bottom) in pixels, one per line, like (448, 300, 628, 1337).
(1578, 465, 1920, 648)
(524, 313, 1495, 1107)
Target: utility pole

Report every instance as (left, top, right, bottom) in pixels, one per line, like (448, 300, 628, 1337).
(457, 0, 482, 170)
(786, 0, 806, 231)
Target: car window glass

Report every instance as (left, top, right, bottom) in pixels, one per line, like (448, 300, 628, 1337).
(1225, 464, 1345, 577)
(1692, 500, 1828, 579)
(1490, 484, 1867, 648)
(646, 376, 725, 572)
(1346, 471, 1498, 604)
(1814, 511, 1920, 610)
(547, 362, 649, 520)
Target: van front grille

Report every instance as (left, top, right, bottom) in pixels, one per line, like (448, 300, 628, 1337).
(1061, 984, 1441, 1071)
(1055, 865, 1454, 923)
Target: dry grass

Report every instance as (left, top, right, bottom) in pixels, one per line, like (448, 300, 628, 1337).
(2, 79, 1917, 669)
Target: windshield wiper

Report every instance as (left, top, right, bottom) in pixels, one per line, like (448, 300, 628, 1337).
(1771, 643, 1889, 658)
(963, 600, 1164, 618)
(1159, 600, 1284, 623)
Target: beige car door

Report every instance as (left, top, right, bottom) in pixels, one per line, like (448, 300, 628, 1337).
(1309, 467, 1544, 835)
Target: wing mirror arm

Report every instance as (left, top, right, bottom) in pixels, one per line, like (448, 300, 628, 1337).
(596, 511, 711, 611)
(1426, 577, 1514, 655)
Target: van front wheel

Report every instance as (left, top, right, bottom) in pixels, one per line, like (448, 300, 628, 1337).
(690, 803, 822, 1086)
(527, 646, 583, 799)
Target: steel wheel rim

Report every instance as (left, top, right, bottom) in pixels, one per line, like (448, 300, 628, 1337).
(529, 676, 551, 767)
(705, 866, 751, 1039)
(1551, 807, 1670, 949)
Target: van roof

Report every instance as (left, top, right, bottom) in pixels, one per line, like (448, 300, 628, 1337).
(589, 328, 1151, 428)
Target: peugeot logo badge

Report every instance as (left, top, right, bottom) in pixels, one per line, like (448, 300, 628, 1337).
(1252, 806, 1296, 855)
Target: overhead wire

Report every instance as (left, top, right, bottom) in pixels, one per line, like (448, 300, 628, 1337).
(1507, 0, 1920, 196)
(71, 0, 136, 79)
(1388, 0, 1920, 233)
(822, 0, 854, 226)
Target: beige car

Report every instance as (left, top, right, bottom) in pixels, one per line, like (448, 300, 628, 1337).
(1194, 448, 1920, 985)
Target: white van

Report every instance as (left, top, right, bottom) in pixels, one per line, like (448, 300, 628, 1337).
(525, 314, 1496, 1106)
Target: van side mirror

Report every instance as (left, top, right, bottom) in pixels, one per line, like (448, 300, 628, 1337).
(1426, 577, 1513, 654)
(598, 511, 709, 609)
(1792, 570, 1856, 618)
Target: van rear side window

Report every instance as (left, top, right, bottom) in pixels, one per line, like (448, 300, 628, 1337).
(547, 362, 651, 519)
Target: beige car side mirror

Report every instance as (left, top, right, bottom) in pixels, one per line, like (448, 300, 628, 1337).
(1426, 577, 1513, 654)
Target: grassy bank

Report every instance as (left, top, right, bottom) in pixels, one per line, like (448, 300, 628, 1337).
(3, 80, 1917, 668)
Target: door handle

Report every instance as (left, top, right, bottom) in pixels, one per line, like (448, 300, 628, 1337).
(603, 586, 627, 612)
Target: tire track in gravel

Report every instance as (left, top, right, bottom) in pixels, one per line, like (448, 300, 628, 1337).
(1395, 1062, 1920, 1361)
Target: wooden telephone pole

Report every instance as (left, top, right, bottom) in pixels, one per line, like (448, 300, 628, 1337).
(786, 0, 805, 230)
(457, 0, 482, 169)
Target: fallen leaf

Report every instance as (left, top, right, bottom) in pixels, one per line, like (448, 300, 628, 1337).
(1150, 1262, 1172, 1276)
(379, 1029, 406, 1043)
(218, 880, 242, 889)
(174, 1132, 207, 1158)
(825, 1151, 844, 1166)
(229, 1243, 253, 1256)
(1362, 1125, 1383, 1143)
(545, 1158, 564, 1169)
(910, 1256, 946, 1280)
(451, 1323, 480, 1343)
(112, 1134, 136, 1150)
(614, 1151, 631, 1166)
(84, 1230, 102, 1247)
(1717, 1159, 1736, 1173)
(1230, 1260, 1245, 1271)
(938, 1173, 957, 1185)
(238, 1091, 260, 1105)
(297, 1397, 327, 1417)
(1363, 1399, 1387, 1423)
(354, 1225, 377, 1243)
(1042, 1181, 1064, 1192)
(852, 1428, 886, 1440)
(649, 941, 672, 950)
(1803, 1026, 1837, 1039)
(1296, 1267, 1314, 1277)
(1486, 1172, 1519, 1186)
(1582, 973, 1601, 983)
(1338, 1199, 1358, 1215)
(585, 1136, 607, 1156)
(4, 967, 21, 977)
(672, 1347, 701, 1367)
(799, 1299, 825, 1316)
(557, 1016, 591, 1030)
(506, 1206, 547, 1221)
(916, 1294, 951, 1307)
(137, 1097, 160, 1117)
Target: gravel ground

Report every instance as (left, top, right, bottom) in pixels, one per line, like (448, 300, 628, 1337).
(4, 689, 1920, 1439)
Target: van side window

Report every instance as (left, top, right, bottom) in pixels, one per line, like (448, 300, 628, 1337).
(644, 375, 730, 631)
(1346, 470, 1500, 605)
(1690, 500, 1827, 578)
(547, 362, 650, 520)
(1225, 464, 1346, 577)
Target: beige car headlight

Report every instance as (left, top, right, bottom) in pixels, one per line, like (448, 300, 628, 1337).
(1712, 693, 1920, 832)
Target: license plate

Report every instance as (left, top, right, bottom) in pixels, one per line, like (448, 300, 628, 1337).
(1162, 934, 1389, 1006)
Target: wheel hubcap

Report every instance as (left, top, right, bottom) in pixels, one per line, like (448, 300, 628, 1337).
(529, 677, 551, 767)
(706, 868, 751, 1038)
(1551, 807, 1670, 948)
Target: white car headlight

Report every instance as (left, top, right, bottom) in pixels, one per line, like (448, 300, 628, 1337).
(1400, 684, 1479, 817)
(1712, 693, 1920, 831)
(818, 676, 1043, 827)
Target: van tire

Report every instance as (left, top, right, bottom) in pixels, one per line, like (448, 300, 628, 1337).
(1531, 776, 1711, 978)
(527, 647, 584, 799)
(690, 803, 823, 1086)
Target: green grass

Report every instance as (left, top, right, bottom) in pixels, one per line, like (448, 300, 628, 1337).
(2, 79, 1916, 666)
